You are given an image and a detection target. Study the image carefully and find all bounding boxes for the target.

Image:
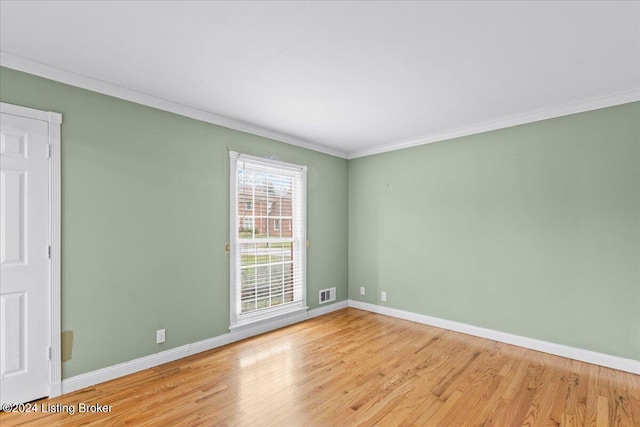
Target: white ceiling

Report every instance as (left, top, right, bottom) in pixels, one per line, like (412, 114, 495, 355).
(1, 1, 639, 159)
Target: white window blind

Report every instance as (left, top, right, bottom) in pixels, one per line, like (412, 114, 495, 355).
(229, 152, 307, 328)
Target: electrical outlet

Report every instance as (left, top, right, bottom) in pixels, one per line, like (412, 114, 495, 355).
(156, 329, 166, 344)
(381, 292, 387, 302)
(360, 287, 365, 296)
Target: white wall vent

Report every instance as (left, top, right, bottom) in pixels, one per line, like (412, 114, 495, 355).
(319, 287, 336, 304)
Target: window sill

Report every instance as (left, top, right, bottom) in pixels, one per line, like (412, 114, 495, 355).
(229, 306, 309, 333)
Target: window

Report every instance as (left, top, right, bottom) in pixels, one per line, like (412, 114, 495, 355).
(230, 152, 307, 328)
(245, 201, 253, 211)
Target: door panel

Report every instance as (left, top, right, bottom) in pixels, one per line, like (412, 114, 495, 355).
(1, 292, 26, 375)
(1, 169, 26, 264)
(0, 113, 50, 404)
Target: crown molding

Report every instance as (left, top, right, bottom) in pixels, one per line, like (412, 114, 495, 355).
(0, 51, 349, 159)
(3, 51, 637, 161)
(348, 88, 640, 159)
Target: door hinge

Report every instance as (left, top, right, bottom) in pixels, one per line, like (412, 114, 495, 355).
(48, 245, 52, 259)
(48, 347, 52, 360)
(47, 145, 52, 158)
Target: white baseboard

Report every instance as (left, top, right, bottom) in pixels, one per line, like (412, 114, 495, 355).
(348, 300, 640, 375)
(59, 298, 638, 395)
(61, 300, 348, 395)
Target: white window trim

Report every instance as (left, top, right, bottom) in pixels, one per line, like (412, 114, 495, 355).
(229, 151, 307, 330)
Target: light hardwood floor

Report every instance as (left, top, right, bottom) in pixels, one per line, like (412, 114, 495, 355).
(1, 308, 639, 426)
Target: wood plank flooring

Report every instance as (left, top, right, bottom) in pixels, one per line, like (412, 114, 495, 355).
(1, 308, 639, 426)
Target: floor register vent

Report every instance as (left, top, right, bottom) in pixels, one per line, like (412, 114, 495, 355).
(319, 287, 336, 304)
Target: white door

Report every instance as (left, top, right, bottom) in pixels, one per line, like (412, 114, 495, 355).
(0, 112, 51, 404)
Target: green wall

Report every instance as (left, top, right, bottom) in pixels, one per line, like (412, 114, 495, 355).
(2, 66, 637, 379)
(0, 67, 349, 378)
(349, 102, 640, 360)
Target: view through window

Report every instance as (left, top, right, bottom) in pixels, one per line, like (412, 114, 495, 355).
(230, 152, 307, 327)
